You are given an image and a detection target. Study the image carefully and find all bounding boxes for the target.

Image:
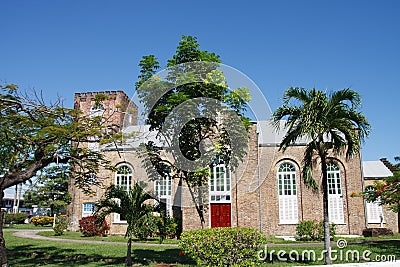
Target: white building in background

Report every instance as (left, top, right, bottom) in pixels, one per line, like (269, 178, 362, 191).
(363, 160, 395, 229)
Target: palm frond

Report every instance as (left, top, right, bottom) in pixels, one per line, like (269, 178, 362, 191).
(283, 87, 310, 105)
(329, 88, 361, 110)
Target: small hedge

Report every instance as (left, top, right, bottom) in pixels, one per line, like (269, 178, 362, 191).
(5, 213, 27, 224)
(53, 215, 68, 236)
(296, 220, 336, 241)
(179, 227, 266, 266)
(30, 216, 54, 226)
(79, 216, 110, 237)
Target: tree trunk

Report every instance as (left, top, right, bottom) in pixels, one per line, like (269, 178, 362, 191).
(186, 179, 205, 229)
(126, 237, 132, 267)
(0, 189, 8, 267)
(321, 157, 332, 265)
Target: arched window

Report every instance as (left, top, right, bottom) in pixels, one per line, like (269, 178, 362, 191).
(277, 162, 298, 224)
(209, 158, 231, 203)
(114, 165, 133, 222)
(115, 165, 133, 191)
(365, 186, 384, 224)
(327, 163, 345, 224)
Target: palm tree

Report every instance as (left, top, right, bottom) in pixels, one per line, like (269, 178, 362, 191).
(272, 87, 370, 265)
(95, 182, 154, 267)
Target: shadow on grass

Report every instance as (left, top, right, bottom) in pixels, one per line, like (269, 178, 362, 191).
(132, 248, 195, 265)
(8, 244, 125, 266)
(7, 245, 195, 266)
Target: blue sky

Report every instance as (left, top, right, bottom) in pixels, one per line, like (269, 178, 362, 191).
(1, 0, 399, 162)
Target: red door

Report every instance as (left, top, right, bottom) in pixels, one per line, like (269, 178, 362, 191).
(210, 203, 231, 228)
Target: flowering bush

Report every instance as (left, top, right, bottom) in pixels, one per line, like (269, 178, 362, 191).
(30, 216, 54, 226)
(179, 227, 266, 266)
(79, 216, 109, 237)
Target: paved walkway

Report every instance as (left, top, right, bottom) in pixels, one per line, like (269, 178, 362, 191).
(12, 229, 178, 247)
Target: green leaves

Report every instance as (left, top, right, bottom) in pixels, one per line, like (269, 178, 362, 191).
(179, 227, 266, 266)
(0, 83, 117, 193)
(273, 87, 370, 190)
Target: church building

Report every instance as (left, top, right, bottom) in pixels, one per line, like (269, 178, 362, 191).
(68, 90, 397, 236)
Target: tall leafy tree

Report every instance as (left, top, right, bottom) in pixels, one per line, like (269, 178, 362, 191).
(0, 84, 116, 266)
(94, 182, 155, 267)
(272, 87, 370, 264)
(23, 165, 71, 216)
(135, 36, 251, 228)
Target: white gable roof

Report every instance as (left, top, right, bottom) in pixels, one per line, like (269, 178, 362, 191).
(363, 161, 393, 178)
(256, 120, 309, 146)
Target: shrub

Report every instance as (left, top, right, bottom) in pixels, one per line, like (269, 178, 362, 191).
(133, 213, 158, 240)
(53, 215, 68, 236)
(5, 213, 27, 224)
(296, 220, 336, 241)
(157, 216, 178, 243)
(30, 216, 54, 226)
(179, 227, 266, 266)
(79, 216, 109, 237)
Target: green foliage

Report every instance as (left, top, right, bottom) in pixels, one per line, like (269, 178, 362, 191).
(0, 83, 117, 196)
(273, 87, 369, 264)
(30, 216, 53, 226)
(296, 220, 336, 241)
(23, 165, 71, 215)
(158, 216, 179, 240)
(95, 182, 157, 265)
(179, 227, 266, 266)
(53, 215, 68, 236)
(273, 87, 370, 190)
(78, 216, 110, 237)
(95, 182, 155, 239)
(5, 213, 27, 224)
(136, 35, 251, 227)
(132, 213, 158, 240)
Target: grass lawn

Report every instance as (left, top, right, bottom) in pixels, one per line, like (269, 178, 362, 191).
(4, 228, 400, 266)
(5, 230, 193, 266)
(37, 230, 180, 245)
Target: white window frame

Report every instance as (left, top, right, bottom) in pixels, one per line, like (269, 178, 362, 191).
(277, 162, 298, 224)
(327, 163, 345, 224)
(82, 203, 95, 217)
(365, 186, 384, 224)
(155, 171, 173, 217)
(114, 165, 133, 223)
(209, 158, 231, 204)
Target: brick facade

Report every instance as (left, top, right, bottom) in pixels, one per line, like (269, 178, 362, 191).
(68, 90, 396, 236)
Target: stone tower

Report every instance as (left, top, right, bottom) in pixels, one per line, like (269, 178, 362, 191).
(68, 90, 138, 230)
